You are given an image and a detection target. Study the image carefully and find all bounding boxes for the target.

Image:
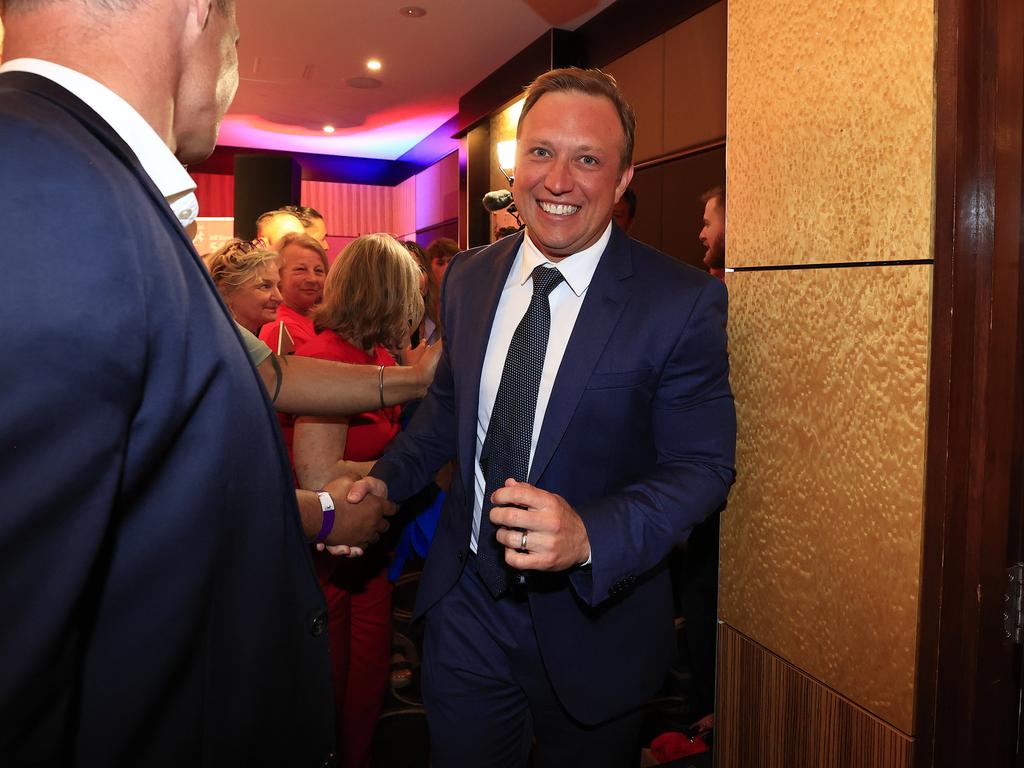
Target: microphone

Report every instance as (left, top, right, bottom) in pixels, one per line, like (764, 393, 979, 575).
(482, 189, 514, 212)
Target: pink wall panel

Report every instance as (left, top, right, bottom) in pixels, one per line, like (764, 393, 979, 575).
(414, 151, 459, 231)
(392, 176, 418, 238)
(193, 161, 459, 247)
(301, 180, 394, 238)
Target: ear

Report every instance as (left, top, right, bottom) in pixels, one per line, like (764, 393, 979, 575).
(179, 0, 213, 43)
(614, 165, 635, 202)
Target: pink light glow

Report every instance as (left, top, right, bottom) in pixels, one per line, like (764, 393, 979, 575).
(217, 106, 455, 160)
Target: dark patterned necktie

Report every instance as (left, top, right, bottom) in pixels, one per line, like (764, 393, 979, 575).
(477, 265, 564, 597)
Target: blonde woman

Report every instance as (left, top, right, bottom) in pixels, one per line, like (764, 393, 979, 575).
(203, 239, 282, 335)
(259, 231, 329, 350)
(292, 234, 423, 768)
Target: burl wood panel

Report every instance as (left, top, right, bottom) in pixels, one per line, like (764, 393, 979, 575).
(719, 265, 931, 733)
(727, 0, 935, 267)
(717, 624, 914, 768)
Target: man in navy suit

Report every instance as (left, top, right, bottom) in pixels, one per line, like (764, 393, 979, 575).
(0, 0, 394, 764)
(349, 68, 736, 766)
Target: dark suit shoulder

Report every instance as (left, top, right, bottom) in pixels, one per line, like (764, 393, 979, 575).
(623, 234, 717, 290)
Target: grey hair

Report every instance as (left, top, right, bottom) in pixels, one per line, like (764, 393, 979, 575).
(3, 0, 231, 13)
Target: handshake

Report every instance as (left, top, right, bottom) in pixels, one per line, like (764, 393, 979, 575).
(309, 465, 393, 558)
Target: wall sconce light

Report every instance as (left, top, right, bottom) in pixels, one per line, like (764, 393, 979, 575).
(496, 139, 517, 185)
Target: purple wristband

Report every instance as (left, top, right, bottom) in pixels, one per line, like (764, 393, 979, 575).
(314, 491, 336, 544)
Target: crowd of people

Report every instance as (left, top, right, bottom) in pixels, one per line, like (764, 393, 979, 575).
(1, 1, 734, 766)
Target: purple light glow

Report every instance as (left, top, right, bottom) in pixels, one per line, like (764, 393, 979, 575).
(217, 109, 455, 161)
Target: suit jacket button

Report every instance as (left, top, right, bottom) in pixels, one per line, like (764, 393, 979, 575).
(457, 551, 465, 562)
(311, 611, 327, 637)
(320, 751, 337, 768)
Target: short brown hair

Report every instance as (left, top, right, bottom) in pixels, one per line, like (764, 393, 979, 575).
(278, 204, 324, 227)
(517, 67, 636, 172)
(426, 237, 459, 263)
(276, 232, 329, 270)
(202, 239, 280, 294)
(314, 234, 424, 352)
(700, 185, 726, 213)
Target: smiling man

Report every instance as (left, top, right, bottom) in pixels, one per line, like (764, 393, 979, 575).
(348, 68, 737, 767)
(700, 185, 726, 279)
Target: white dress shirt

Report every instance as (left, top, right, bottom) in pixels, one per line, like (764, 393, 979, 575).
(471, 222, 614, 552)
(0, 58, 200, 228)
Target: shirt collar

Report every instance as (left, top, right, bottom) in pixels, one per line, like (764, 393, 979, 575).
(0, 58, 199, 227)
(519, 222, 613, 297)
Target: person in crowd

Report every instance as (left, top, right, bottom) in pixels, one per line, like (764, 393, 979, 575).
(278, 203, 331, 251)
(425, 236, 459, 294)
(292, 234, 424, 768)
(202, 237, 394, 558)
(200, 242, 441, 434)
(612, 185, 637, 232)
(699, 185, 726, 280)
(347, 67, 735, 767)
(403, 240, 442, 347)
(0, 0, 388, 763)
(260, 231, 329, 350)
(203, 239, 283, 335)
(255, 207, 306, 248)
(259, 231, 330, 459)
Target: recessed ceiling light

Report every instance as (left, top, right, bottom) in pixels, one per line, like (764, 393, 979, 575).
(399, 6, 427, 18)
(366, 59, 382, 71)
(322, 125, 335, 134)
(346, 76, 382, 89)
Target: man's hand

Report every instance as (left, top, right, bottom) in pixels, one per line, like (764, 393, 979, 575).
(489, 479, 591, 572)
(346, 475, 390, 505)
(322, 472, 396, 550)
(315, 541, 364, 558)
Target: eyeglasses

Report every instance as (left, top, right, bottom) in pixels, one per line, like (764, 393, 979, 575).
(219, 238, 272, 264)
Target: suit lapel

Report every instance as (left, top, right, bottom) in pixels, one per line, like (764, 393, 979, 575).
(455, 234, 523, 497)
(528, 227, 634, 485)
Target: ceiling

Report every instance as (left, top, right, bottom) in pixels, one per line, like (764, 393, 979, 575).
(223, 0, 616, 162)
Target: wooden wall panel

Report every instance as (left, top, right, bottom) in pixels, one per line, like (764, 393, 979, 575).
(627, 164, 663, 251)
(663, 1, 727, 152)
(602, 34, 665, 163)
(658, 146, 725, 268)
(717, 625, 914, 768)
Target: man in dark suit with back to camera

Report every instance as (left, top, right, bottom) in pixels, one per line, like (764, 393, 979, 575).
(348, 67, 736, 767)
(0, 1, 394, 765)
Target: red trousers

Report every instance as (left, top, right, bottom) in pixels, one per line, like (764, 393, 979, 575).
(317, 552, 393, 768)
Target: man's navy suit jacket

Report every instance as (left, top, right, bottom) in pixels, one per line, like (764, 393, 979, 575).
(0, 73, 334, 766)
(372, 227, 736, 725)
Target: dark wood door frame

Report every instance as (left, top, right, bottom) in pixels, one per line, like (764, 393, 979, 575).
(916, 0, 1024, 765)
